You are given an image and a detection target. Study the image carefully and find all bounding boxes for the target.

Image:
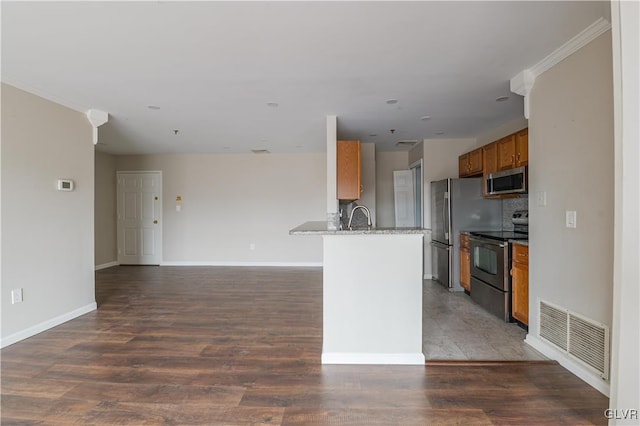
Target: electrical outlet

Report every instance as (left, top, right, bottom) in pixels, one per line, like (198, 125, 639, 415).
(566, 210, 577, 228)
(11, 288, 23, 304)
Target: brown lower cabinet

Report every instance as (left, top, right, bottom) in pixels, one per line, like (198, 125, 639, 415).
(460, 233, 471, 292)
(511, 243, 529, 325)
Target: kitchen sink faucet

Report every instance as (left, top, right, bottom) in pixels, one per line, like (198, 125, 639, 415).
(348, 205, 372, 229)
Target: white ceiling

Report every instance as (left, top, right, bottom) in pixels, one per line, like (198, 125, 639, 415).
(2, 1, 608, 155)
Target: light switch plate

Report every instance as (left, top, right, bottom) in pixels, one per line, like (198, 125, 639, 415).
(536, 191, 547, 207)
(11, 288, 23, 304)
(566, 210, 577, 228)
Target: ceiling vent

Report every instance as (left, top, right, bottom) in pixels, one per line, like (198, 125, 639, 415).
(251, 149, 271, 154)
(395, 140, 419, 148)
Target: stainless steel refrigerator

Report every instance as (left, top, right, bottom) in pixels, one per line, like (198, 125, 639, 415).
(430, 177, 502, 291)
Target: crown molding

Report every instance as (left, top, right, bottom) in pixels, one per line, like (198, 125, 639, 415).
(530, 17, 612, 78)
(510, 17, 612, 118)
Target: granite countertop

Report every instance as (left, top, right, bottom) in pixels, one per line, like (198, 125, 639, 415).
(289, 221, 430, 235)
(510, 239, 529, 246)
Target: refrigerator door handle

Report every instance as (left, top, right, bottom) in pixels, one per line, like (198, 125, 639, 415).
(443, 192, 449, 242)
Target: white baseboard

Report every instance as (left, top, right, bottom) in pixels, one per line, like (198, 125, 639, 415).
(0, 302, 97, 349)
(423, 274, 433, 280)
(95, 261, 119, 271)
(321, 352, 425, 365)
(160, 261, 323, 267)
(525, 334, 610, 396)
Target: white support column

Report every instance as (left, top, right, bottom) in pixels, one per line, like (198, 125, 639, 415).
(326, 115, 338, 227)
(609, 1, 640, 423)
(510, 69, 535, 119)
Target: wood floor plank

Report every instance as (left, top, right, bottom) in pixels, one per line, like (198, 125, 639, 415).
(78, 403, 285, 425)
(62, 382, 246, 406)
(0, 266, 609, 425)
(239, 385, 433, 409)
(484, 407, 608, 425)
(282, 408, 493, 425)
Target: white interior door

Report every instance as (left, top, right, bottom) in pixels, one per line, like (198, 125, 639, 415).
(393, 170, 416, 227)
(117, 171, 162, 265)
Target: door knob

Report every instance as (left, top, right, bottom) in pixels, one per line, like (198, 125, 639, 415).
(153, 220, 158, 224)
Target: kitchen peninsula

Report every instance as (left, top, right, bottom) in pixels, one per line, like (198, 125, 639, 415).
(290, 221, 428, 365)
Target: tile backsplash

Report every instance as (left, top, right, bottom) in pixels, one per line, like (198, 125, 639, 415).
(502, 196, 529, 230)
(339, 201, 371, 228)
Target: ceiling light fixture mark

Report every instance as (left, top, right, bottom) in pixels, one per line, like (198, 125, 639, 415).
(266, 102, 279, 107)
(495, 96, 510, 102)
(420, 116, 432, 121)
(385, 99, 398, 105)
(251, 149, 271, 154)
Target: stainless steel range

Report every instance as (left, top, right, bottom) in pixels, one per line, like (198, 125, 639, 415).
(469, 211, 528, 322)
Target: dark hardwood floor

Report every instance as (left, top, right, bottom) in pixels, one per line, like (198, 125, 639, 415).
(1, 266, 608, 425)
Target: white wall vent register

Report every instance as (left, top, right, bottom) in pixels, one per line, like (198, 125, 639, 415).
(539, 299, 610, 380)
(56, 179, 74, 191)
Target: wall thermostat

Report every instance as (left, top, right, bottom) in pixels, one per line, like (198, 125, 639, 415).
(57, 179, 74, 191)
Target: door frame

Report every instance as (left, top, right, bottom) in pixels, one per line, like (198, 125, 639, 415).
(116, 170, 163, 265)
(409, 159, 424, 227)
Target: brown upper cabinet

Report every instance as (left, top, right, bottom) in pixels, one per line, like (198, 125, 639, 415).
(458, 147, 483, 178)
(459, 127, 528, 198)
(497, 129, 528, 170)
(337, 140, 362, 201)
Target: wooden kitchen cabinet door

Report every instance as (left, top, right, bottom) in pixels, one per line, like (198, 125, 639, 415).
(468, 148, 483, 176)
(337, 140, 361, 201)
(511, 244, 529, 325)
(460, 234, 471, 292)
(483, 142, 498, 175)
(515, 128, 528, 167)
(497, 135, 517, 170)
(458, 153, 469, 177)
(459, 149, 482, 178)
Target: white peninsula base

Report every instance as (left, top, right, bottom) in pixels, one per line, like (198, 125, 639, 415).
(322, 234, 425, 365)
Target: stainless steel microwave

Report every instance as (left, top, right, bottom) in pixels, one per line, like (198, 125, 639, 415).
(486, 166, 527, 195)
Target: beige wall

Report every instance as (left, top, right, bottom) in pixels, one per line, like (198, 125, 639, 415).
(375, 151, 409, 227)
(475, 116, 529, 146)
(94, 151, 117, 267)
(116, 153, 325, 264)
(529, 32, 614, 332)
(409, 141, 424, 166)
(1, 84, 95, 344)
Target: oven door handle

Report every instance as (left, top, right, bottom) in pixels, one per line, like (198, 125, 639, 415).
(469, 237, 506, 249)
